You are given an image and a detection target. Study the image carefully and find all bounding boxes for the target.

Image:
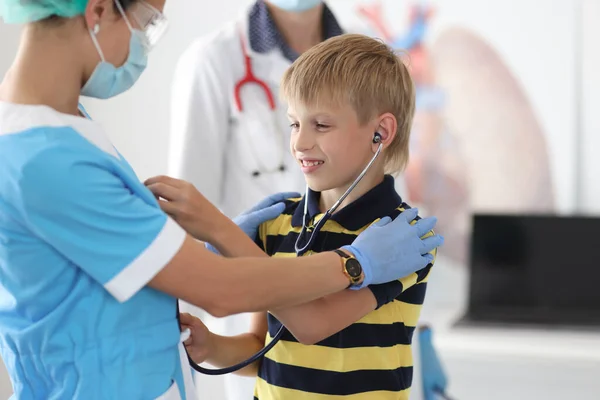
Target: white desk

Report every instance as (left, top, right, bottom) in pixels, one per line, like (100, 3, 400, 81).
(416, 257, 600, 400)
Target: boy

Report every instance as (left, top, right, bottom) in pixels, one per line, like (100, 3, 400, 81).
(180, 33, 436, 399)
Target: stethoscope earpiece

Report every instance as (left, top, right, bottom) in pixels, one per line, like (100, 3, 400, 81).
(373, 132, 382, 144)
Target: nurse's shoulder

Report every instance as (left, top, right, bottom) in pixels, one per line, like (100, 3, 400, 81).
(0, 102, 119, 204)
(0, 103, 114, 157)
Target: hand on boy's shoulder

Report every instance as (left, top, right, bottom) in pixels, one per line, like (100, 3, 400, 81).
(277, 195, 304, 218)
(385, 204, 438, 260)
(257, 194, 303, 232)
(283, 195, 303, 206)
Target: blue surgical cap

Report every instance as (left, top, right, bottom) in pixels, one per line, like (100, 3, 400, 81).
(0, 0, 89, 24)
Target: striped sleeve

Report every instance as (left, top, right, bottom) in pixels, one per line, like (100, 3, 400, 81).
(256, 221, 268, 252)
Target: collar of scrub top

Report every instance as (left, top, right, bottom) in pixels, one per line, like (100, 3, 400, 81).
(291, 174, 403, 231)
(76, 102, 129, 161)
(248, 0, 344, 62)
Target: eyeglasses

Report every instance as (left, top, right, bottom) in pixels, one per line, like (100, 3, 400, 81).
(115, 0, 169, 52)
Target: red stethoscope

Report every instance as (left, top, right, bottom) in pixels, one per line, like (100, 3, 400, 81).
(233, 29, 287, 177)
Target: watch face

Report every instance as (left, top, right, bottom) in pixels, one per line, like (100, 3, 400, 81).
(346, 259, 362, 278)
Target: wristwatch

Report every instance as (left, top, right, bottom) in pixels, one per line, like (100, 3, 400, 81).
(333, 249, 364, 287)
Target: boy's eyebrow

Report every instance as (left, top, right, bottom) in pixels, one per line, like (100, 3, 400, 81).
(286, 111, 336, 119)
(310, 112, 335, 120)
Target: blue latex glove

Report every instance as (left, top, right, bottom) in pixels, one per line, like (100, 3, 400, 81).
(419, 327, 449, 400)
(206, 192, 300, 254)
(342, 207, 443, 289)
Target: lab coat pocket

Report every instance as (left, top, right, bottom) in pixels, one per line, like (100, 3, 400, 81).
(231, 106, 287, 173)
(154, 380, 181, 400)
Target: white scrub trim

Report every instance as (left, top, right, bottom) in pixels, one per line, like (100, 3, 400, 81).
(0, 102, 120, 159)
(178, 338, 198, 399)
(105, 217, 186, 302)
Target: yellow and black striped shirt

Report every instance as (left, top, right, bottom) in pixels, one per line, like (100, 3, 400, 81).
(254, 175, 435, 400)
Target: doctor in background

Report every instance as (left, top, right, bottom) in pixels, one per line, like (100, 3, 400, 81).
(168, 1, 343, 399)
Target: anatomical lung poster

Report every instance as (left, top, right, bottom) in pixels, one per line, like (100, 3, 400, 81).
(328, 0, 578, 265)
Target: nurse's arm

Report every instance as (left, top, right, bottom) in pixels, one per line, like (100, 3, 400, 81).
(148, 233, 349, 318)
(205, 224, 436, 346)
(171, 227, 375, 346)
(270, 264, 433, 345)
(17, 148, 348, 319)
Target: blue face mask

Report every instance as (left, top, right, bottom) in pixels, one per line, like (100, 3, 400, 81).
(81, 15, 148, 99)
(268, 0, 322, 12)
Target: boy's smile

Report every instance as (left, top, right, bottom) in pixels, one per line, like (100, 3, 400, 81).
(298, 158, 325, 173)
(287, 100, 386, 210)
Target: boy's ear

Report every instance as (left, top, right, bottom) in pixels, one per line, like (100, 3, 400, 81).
(373, 113, 398, 149)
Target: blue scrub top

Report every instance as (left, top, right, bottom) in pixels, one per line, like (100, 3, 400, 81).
(0, 102, 194, 399)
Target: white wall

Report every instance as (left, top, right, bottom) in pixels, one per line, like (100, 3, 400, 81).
(0, 19, 20, 77)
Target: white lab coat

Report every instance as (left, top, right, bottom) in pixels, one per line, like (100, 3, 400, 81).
(168, 12, 305, 400)
(169, 18, 305, 219)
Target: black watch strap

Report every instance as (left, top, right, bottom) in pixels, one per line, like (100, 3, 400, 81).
(333, 249, 349, 259)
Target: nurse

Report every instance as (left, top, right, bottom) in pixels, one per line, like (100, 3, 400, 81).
(0, 1, 443, 399)
(169, 2, 343, 397)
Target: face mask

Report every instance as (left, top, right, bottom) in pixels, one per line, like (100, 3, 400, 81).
(81, 9, 148, 99)
(268, 0, 322, 12)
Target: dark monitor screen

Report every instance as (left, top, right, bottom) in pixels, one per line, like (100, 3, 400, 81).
(465, 214, 600, 328)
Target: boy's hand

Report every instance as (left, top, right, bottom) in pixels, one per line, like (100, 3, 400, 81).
(180, 312, 213, 365)
(144, 175, 225, 243)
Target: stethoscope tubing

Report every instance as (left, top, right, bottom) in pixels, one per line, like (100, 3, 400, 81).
(294, 141, 383, 256)
(183, 139, 383, 374)
(177, 302, 286, 375)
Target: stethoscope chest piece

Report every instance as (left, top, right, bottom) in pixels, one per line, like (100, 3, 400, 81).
(251, 164, 286, 178)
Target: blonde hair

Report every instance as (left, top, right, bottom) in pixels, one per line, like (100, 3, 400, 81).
(280, 33, 416, 174)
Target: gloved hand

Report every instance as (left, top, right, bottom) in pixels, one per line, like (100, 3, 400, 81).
(342, 207, 443, 289)
(206, 192, 300, 254)
(419, 327, 449, 400)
